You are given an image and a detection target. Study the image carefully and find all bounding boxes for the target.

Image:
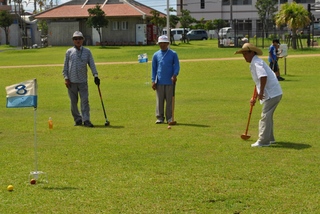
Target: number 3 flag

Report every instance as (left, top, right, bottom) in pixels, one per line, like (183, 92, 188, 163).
(5, 79, 37, 108)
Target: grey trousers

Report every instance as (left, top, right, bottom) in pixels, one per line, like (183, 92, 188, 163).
(155, 85, 174, 122)
(68, 82, 90, 122)
(257, 95, 282, 144)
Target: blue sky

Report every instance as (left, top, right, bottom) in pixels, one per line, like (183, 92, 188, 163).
(135, 0, 177, 13)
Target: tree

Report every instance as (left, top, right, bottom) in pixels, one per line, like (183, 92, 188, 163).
(150, 10, 166, 37)
(193, 18, 206, 30)
(179, 9, 196, 43)
(169, 7, 179, 29)
(87, 4, 109, 45)
(275, 2, 310, 49)
(204, 20, 215, 31)
(0, 10, 13, 45)
(255, 0, 278, 38)
(212, 19, 228, 30)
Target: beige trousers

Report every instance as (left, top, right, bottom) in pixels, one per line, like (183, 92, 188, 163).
(257, 95, 282, 144)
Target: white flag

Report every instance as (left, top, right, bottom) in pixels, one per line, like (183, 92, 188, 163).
(6, 79, 37, 108)
(138, 53, 148, 63)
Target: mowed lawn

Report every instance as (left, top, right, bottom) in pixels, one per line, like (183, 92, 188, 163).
(0, 40, 320, 213)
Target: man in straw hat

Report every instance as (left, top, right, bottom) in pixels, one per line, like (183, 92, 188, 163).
(62, 31, 100, 127)
(235, 43, 283, 147)
(151, 35, 180, 124)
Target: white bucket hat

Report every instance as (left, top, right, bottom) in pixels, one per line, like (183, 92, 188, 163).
(72, 31, 84, 39)
(157, 35, 169, 43)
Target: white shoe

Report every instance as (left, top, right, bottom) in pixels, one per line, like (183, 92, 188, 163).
(251, 142, 270, 147)
(155, 119, 164, 124)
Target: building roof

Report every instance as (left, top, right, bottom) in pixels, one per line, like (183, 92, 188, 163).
(34, 0, 164, 19)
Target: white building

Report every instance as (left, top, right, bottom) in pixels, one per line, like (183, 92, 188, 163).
(177, 0, 320, 21)
(176, 0, 320, 37)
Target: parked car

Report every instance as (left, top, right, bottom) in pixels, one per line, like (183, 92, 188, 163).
(186, 29, 208, 40)
(163, 28, 189, 41)
(218, 27, 233, 38)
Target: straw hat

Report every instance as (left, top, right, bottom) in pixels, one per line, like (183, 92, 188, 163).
(235, 43, 263, 55)
(157, 35, 169, 43)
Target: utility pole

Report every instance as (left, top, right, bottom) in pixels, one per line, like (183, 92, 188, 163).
(308, 3, 311, 47)
(230, 0, 233, 28)
(166, 0, 170, 41)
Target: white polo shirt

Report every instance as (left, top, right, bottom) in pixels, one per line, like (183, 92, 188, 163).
(250, 55, 282, 104)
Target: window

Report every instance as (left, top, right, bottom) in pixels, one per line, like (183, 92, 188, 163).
(113, 21, 120, 30)
(122, 21, 128, 30)
(222, 0, 252, 5)
(295, 0, 314, 3)
(201, 0, 205, 9)
(279, 0, 288, 3)
(222, 0, 230, 5)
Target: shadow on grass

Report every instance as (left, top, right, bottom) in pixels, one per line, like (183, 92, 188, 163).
(176, 123, 210, 128)
(99, 46, 120, 49)
(42, 186, 79, 191)
(93, 125, 125, 129)
(270, 141, 311, 150)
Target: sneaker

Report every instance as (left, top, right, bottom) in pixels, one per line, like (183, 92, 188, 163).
(277, 76, 285, 81)
(155, 119, 164, 124)
(74, 120, 82, 126)
(251, 142, 270, 147)
(84, 120, 94, 127)
(270, 141, 276, 144)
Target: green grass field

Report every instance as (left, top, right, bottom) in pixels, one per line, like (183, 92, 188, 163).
(1, 40, 320, 213)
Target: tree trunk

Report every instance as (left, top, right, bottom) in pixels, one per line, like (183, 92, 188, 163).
(5, 27, 9, 45)
(292, 28, 297, 49)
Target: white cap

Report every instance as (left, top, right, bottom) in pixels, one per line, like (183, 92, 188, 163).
(241, 37, 248, 42)
(72, 31, 84, 39)
(157, 35, 169, 43)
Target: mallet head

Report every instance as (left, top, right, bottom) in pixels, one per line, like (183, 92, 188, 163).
(241, 134, 251, 140)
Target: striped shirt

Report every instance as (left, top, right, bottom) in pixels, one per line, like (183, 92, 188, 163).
(62, 46, 98, 83)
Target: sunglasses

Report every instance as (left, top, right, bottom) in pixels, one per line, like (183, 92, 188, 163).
(73, 37, 83, 41)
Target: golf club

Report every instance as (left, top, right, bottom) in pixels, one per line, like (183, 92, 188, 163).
(241, 87, 257, 140)
(168, 83, 177, 125)
(97, 85, 110, 126)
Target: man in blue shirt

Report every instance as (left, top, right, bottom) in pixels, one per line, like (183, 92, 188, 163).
(151, 35, 180, 124)
(269, 39, 285, 81)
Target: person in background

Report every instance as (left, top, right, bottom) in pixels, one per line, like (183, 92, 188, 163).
(235, 43, 283, 147)
(241, 37, 248, 45)
(62, 31, 100, 127)
(151, 35, 180, 124)
(269, 39, 285, 81)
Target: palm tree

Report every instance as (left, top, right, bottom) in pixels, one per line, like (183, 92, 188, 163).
(275, 2, 310, 49)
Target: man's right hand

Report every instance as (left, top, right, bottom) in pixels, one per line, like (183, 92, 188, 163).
(152, 82, 156, 90)
(65, 79, 71, 88)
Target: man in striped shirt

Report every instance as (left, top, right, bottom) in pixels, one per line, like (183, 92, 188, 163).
(62, 31, 100, 127)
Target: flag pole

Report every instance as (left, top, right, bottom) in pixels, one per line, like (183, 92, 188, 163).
(33, 107, 39, 173)
(145, 61, 149, 85)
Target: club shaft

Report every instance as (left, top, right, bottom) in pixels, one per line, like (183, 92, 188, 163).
(98, 86, 107, 120)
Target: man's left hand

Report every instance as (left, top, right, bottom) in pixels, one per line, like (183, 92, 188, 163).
(94, 77, 100, 86)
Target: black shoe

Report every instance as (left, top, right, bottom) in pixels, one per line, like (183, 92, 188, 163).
(84, 120, 94, 127)
(277, 76, 285, 81)
(74, 120, 82, 126)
